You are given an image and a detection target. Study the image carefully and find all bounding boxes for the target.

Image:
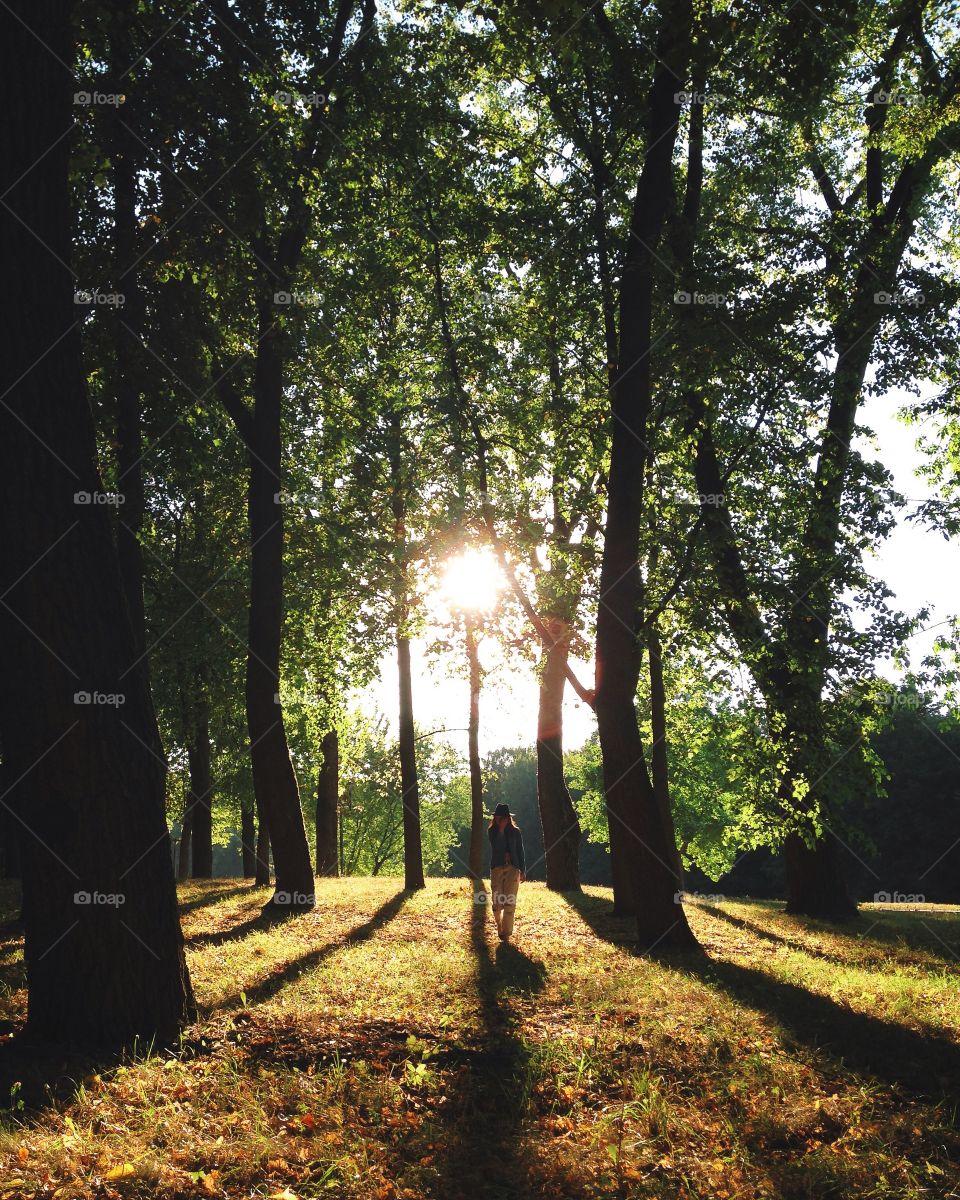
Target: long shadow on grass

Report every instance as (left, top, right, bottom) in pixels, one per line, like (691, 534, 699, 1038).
(177, 884, 249, 919)
(427, 883, 595, 1200)
(187, 886, 325, 948)
(702, 903, 960, 975)
(565, 891, 960, 1101)
(209, 888, 411, 1013)
(0, 892, 412, 1119)
(188, 908, 274, 948)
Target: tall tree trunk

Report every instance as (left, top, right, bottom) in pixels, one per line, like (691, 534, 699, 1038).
(240, 800, 256, 878)
(177, 806, 193, 881)
(240, 316, 314, 910)
(776, 698, 856, 919)
(466, 617, 485, 881)
(647, 622, 683, 887)
(388, 412, 425, 890)
(784, 829, 853, 918)
(206, 0, 379, 901)
(187, 704, 213, 878)
(774, 327, 881, 919)
(255, 799, 271, 886)
(315, 728, 339, 876)
(536, 620, 581, 890)
(691, 333, 875, 921)
(0, 0, 194, 1044)
(397, 633, 425, 889)
(109, 11, 149, 668)
(0, 765, 22, 880)
(593, 0, 696, 949)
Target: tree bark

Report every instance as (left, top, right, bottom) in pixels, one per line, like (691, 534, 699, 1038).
(593, 0, 696, 949)
(783, 829, 852, 918)
(388, 411, 425, 890)
(0, 769, 23, 881)
(255, 798, 271, 886)
(397, 634, 425, 889)
(240, 800, 256, 878)
(0, 0, 194, 1044)
(315, 728, 339, 876)
(187, 705, 213, 878)
(466, 617, 485, 880)
(235, 313, 315, 911)
(647, 622, 684, 887)
(774, 320, 886, 919)
(536, 620, 581, 890)
(177, 806, 193, 881)
(109, 8, 149, 669)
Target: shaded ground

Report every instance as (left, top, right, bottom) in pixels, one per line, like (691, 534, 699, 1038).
(0, 878, 957, 1198)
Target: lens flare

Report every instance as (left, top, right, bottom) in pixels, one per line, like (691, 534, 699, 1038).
(438, 548, 503, 614)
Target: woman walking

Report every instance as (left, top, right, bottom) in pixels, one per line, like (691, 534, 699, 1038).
(488, 802, 525, 942)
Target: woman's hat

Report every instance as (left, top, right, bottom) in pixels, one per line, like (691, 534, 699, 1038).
(493, 803, 511, 817)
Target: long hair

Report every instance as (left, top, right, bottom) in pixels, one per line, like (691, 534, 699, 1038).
(488, 813, 519, 830)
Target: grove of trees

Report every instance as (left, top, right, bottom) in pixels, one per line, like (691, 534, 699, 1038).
(1, 0, 958, 1045)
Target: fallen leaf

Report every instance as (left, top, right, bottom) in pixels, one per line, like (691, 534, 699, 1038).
(104, 1163, 137, 1180)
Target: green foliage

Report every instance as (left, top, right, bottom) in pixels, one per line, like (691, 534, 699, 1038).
(338, 713, 468, 876)
(63, 0, 960, 888)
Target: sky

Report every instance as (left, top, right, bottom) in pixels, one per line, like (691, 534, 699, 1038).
(860, 388, 958, 673)
(363, 388, 957, 757)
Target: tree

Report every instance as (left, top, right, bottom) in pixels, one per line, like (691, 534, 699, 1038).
(191, 0, 378, 909)
(0, 0, 194, 1045)
(679, 1, 960, 916)
(586, 0, 698, 949)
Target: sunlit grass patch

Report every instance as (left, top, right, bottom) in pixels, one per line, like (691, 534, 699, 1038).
(688, 899, 960, 1041)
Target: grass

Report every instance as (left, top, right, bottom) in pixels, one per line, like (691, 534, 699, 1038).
(0, 878, 958, 1198)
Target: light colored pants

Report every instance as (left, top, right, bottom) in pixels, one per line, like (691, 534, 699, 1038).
(490, 865, 521, 937)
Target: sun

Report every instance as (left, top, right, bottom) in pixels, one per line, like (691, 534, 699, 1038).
(438, 548, 504, 615)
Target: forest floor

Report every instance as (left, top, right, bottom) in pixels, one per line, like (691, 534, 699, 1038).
(0, 879, 958, 1199)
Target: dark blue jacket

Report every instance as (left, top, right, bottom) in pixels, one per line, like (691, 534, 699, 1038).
(488, 822, 525, 873)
